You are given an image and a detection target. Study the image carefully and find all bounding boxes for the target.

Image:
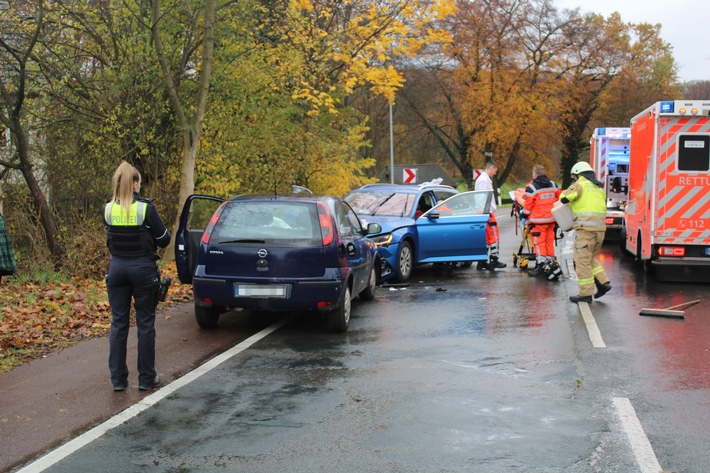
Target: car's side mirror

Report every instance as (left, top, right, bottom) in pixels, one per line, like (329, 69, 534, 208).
(427, 211, 440, 220)
(366, 223, 382, 235)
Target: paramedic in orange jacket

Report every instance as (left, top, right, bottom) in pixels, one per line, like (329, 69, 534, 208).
(521, 165, 561, 277)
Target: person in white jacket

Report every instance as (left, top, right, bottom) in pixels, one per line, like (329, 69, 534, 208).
(474, 160, 506, 270)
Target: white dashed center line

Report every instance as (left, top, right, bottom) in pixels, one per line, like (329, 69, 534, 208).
(614, 397, 665, 473)
(579, 301, 606, 348)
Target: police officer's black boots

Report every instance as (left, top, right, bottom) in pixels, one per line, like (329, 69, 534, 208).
(488, 255, 507, 270)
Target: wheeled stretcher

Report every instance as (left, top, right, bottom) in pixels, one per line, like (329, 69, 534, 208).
(510, 187, 565, 280)
(509, 188, 536, 269)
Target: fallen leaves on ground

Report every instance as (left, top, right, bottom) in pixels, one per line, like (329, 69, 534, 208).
(0, 262, 193, 373)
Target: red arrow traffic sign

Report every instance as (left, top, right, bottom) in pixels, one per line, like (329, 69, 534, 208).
(403, 168, 417, 184)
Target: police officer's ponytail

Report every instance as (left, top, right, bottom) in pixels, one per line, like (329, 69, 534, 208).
(111, 161, 140, 216)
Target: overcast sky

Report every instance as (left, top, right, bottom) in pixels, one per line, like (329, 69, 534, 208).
(554, 0, 710, 82)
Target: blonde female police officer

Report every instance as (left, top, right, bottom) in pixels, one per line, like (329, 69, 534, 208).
(102, 161, 170, 391)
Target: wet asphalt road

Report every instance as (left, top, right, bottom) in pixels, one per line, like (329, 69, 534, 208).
(9, 212, 710, 473)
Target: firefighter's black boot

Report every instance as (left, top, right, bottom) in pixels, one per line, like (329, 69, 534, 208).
(487, 255, 507, 270)
(594, 280, 612, 299)
(527, 262, 545, 277)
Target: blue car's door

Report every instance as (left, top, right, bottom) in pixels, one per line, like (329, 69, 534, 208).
(175, 194, 225, 284)
(415, 191, 492, 262)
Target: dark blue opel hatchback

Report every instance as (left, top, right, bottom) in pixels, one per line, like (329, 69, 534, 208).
(175, 194, 382, 332)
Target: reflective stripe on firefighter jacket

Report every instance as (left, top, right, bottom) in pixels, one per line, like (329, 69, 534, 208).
(103, 200, 156, 258)
(522, 178, 560, 225)
(560, 176, 606, 232)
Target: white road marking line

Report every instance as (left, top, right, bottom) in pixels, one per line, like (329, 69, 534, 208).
(579, 301, 606, 348)
(613, 397, 664, 473)
(564, 246, 603, 348)
(16, 314, 297, 473)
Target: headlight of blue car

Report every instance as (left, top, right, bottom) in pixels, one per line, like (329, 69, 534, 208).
(370, 233, 393, 247)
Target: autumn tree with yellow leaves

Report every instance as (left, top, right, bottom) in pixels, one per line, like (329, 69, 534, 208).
(195, 0, 457, 197)
(400, 0, 580, 190)
(396, 0, 679, 190)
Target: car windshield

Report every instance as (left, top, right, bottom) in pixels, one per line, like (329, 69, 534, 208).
(210, 202, 322, 247)
(345, 191, 416, 217)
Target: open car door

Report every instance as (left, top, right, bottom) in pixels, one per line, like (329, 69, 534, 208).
(175, 194, 225, 284)
(415, 190, 492, 263)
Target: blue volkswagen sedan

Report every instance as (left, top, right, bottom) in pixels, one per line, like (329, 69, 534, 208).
(175, 194, 381, 332)
(345, 183, 492, 282)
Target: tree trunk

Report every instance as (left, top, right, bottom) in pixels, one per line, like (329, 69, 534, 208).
(15, 124, 64, 263)
(151, 0, 216, 262)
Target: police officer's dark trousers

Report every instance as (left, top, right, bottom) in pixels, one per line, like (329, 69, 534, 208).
(107, 256, 160, 388)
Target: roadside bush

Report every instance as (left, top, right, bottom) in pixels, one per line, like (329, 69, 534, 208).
(60, 215, 109, 280)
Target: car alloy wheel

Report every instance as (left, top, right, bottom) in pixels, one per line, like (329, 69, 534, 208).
(330, 286, 351, 333)
(396, 241, 413, 282)
(360, 265, 377, 301)
(195, 304, 220, 329)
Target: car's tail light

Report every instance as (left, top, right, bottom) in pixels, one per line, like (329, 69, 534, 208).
(201, 202, 227, 244)
(605, 218, 614, 225)
(658, 246, 685, 257)
(317, 301, 335, 308)
(317, 202, 334, 246)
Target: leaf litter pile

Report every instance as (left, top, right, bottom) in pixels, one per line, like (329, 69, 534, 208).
(0, 262, 193, 373)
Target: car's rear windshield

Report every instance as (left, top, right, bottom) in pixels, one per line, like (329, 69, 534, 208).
(345, 191, 416, 217)
(210, 201, 322, 247)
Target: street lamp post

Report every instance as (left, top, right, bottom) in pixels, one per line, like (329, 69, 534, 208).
(389, 102, 394, 184)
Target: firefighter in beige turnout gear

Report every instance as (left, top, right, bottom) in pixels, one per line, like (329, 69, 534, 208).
(559, 162, 612, 303)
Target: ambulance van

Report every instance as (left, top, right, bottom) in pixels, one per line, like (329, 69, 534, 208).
(589, 127, 630, 238)
(624, 100, 710, 281)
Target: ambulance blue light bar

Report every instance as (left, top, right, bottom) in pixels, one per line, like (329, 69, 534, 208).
(660, 101, 675, 113)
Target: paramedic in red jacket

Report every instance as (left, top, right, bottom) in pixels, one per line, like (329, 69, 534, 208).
(521, 165, 561, 277)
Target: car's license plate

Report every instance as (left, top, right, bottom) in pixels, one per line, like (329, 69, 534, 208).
(235, 284, 287, 298)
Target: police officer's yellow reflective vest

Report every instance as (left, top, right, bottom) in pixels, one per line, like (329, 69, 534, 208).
(561, 176, 606, 232)
(104, 200, 156, 258)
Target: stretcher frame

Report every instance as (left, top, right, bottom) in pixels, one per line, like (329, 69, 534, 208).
(510, 188, 536, 269)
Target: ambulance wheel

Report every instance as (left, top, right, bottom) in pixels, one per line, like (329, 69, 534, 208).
(636, 235, 655, 275)
(643, 259, 655, 275)
(619, 227, 631, 256)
